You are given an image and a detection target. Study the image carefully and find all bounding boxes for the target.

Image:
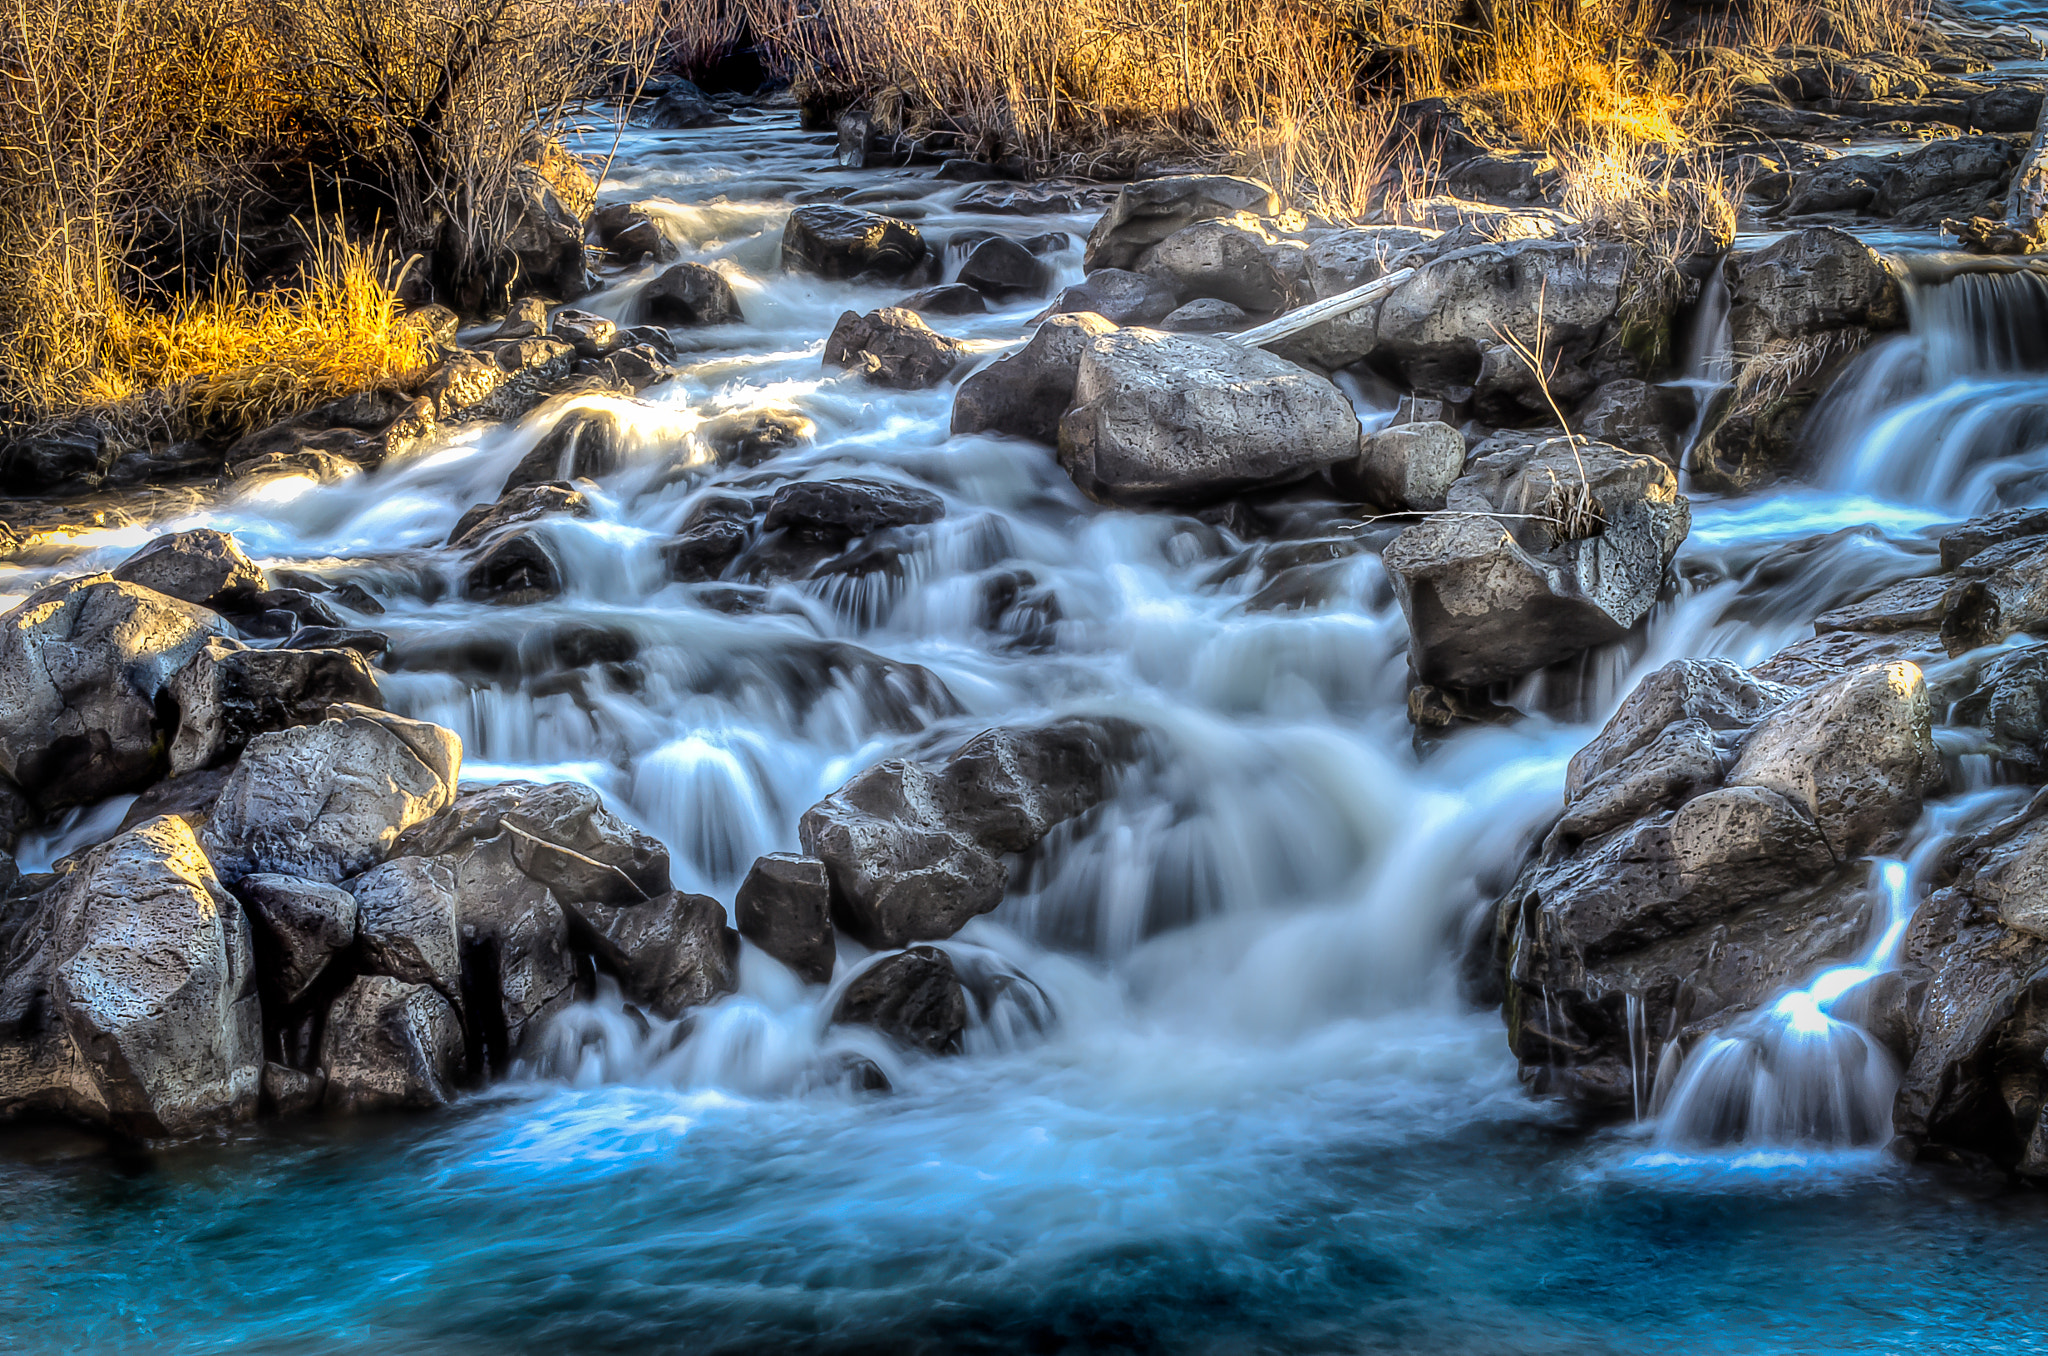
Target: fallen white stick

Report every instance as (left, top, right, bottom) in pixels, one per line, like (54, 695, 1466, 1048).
(1227, 267, 1416, 349)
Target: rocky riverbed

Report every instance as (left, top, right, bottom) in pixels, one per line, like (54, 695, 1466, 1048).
(10, 10, 2048, 1348)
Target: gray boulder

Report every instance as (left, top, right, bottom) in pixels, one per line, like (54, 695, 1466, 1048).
(1159, 299, 1249, 333)
(0, 575, 225, 807)
(951, 311, 1117, 443)
(735, 852, 835, 984)
(957, 236, 1048, 297)
(167, 639, 383, 774)
(202, 704, 462, 884)
(1384, 438, 1691, 688)
(1084, 175, 1281, 273)
(352, 855, 464, 1007)
(782, 206, 926, 281)
(321, 975, 465, 1113)
(823, 308, 969, 389)
(237, 872, 358, 1004)
(1334, 420, 1466, 512)
(799, 719, 1136, 948)
(1056, 329, 1361, 506)
(1137, 213, 1306, 312)
(562, 890, 739, 1018)
(1043, 269, 1179, 326)
(110, 530, 264, 609)
(643, 263, 742, 326)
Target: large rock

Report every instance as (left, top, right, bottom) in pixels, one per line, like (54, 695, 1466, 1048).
(782, 206, 926, 281)
(1137, 213, 1307, 312)
(1334, 420, 1466, 512)
(320, 975, 465, 1114)
(167, 639, 383, 774)
(1384, 438, 1691, 689)
(23, 817, 261, 1135)
(643, 263, 742, 325)
(1056, 329, 1361, 505)
(762, 478, 945, 542)
(831, 946, 968, 1055)
(799, 719, 1136, 948)
(1043, 269, 1179, 326)
(1084, 175, 1281, 273)
(0, 575, 225, 807)
(1727, 660, 1940, 859)
(956, 236, 1048, 297)
(501, 407, 624, 494)
(951, 312, 1117, 443)
(202, 705, 461, 884)
(110, 530, 264, 609)
(562, 891, 738, 1017)
(465, 527, 563, 606)
(351, 856, 464, 1007)
(1690, 228, 1906, 492)
(237, 872, 358, 1005)
(735, 852, 835, 984)
(823, 308, 968, 389)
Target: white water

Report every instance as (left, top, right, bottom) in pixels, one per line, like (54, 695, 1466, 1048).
(3, 110, 2044, 1179)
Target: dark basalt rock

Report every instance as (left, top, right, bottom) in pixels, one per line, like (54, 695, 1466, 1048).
(782, 205, 927, 281)
(822, 308, 968, 389)
(562, 891, 739, 1018)
(449, 482, 595, 550)
(957, 235, 1048, 297)
(466, 528, 562, 605)
(762, 478, 945, 543)
(831, 946, 968, 1055)
(110, 529, 265, 609)
(643, 262, 743, 325)
(735, 852, 835, 984)
(502, 408, 625, 495)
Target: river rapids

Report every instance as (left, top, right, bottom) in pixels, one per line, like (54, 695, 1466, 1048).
(10, 105, 2048, 1354)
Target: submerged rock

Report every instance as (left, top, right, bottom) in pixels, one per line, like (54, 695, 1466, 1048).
(832, 946, 968, 1055)
(823, 307, 969, 389)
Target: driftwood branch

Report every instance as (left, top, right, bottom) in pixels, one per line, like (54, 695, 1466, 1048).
(1227, 267, 1416, 349)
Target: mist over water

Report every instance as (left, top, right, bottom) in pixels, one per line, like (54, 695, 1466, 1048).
(13, 111, 2048, 1354)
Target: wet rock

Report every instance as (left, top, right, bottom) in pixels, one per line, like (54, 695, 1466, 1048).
(1813, 576, 1954, 634)
(957, 236, 1049, 297)
(237, 872, 358, 1005)
(1691, 228, 1906, 492)
(448, 482, 594, 551)
(831, 945, 967, 1055)
(644, 79, 727, 129)
(320, 975, 464, 1113)
(116, 765, 236, 835)
(0, 575, 225, 808)
(643, 263, 742, 325)
(1574, 379, 1689, 465)
(577, 344, 676, 393)
(1950, 644, 2048, 771)
(494, 298, 550, 340)
(167, 639, 384, 773)
(735, 852, 835, 984)
(763, 478, 945, 542)
(351, 856, 463, 1005)
(1138, 213, 1306, 312)
(898, 283, 987, 316)
(699, 408, 815, 467)
(1057, 328, 1361, 506)
(466, 527, 563, 606)
(1941, 508, 2048, 571)
(1304, 226, 1440, 299)
(443, 832, 580, 1065)
(1042, 268, 1179, 326)
(502, 407, 625, 495)
(1334, 420, 1466, 512)
(489, 164, 590, 308)
(1084, 175, 1281, 273)
(0, 420, 110, 493)
(592, 206, 678, 265)
(1727, 660, 1940, 858)
(782, 205, 927, 281)
(42, 817, 262, 1135)
(800, 719, 1136, 948)
(394, 780, 671, 901)
(229, 587, 345, 640)
(562, 891, 739, 1018)
(663, 515, 751, 582)
(1568, 659, 1797, 796)
(1159, 298, 1249, 333)
(201, 704, 461, 884)
(823, 307, 969, 389)
(1554, 716, 1722, 845)
(951, 311, 1117, 443)
(1871, 135, 2016, 219)
(262, 1061, 325, 1116)
(1384, 438, 1690, 689)
(1940, 541, 2048, 655)
(1753, 628, 1943, 690)
(109, 530, 265, 609)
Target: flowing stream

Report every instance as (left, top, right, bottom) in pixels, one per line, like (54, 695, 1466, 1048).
(11, 114, 2048, 1354)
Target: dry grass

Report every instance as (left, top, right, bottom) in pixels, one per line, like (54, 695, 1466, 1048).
(1723, 0, 1927, 55)
(0, 0, 661, 436)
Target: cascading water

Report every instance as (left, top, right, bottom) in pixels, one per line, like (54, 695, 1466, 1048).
(15, 110, 2048, 1353)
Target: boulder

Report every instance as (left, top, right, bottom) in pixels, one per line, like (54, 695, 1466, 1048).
(0, 575, 225, 808)
(782, 206, 927, 281)
(1056, 329, 1361, 506)
(1042, 268, 1179, 326)
(352, 855, 463, 1006)
(109, 530, 264, 609)
(1727, 660, 1940, 858)
(591, 204, 678, 264)
(395, 780, 672, 902)
(698, 408, 815, 466)
(320, 976, 465, 1113)
(1304, 227, 1440, 299)
(167, 640, 383, 774)
(1334, 420, 1466, 512)
(498, 165, 590, 305)
(494, 298, 550, 340)
(799, 719, 1136, 948)
(898, 283, 987, 316)
(951, 311, 1117, 443)
(823, 308, 969, 389)
(237, 872, 358, 1005)
(447, 482, 594, 551)
(501, 407, 624, 495)
(1574, 379, 1690, 465)
(1083, 175, 1281, 273)
(438, 832, 579, 1065)
(43, 817, 261, 1135)
(551, 309, 620, 357)
(735, 852, 835, 984)
(831, 946, 968, 1055)
(1159, 299, 1250, 333)
(201, 704, 461, 884)
(644, 79, 727, 129)
(763, 478, 945, 542)
(956, 236, 1048, 297)
(465, 527, 563, 606)
(1384, 438, 1690, 689)
(1870, 135, 2016, 219)
(562, 891, 739, 1018)
(643, 263, 743, 326)
(1137, 213, 1307, 312)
